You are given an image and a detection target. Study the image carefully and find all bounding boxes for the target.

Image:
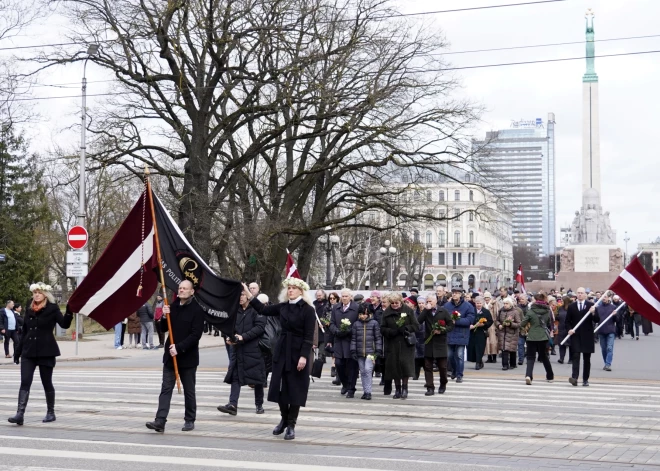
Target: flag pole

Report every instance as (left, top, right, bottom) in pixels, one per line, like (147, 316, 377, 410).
(145, 168, 182, 394)
(594, 302, 626, 334)
(560, 290, 611, 346)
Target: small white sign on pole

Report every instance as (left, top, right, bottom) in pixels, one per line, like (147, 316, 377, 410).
(66, 251, 89, 264)
(66, 264, 89, 278)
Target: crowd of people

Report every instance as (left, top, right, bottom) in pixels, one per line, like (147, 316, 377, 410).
(3, 278, 650, 440)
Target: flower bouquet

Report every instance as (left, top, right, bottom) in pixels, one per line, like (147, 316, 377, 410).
(340, 318, 352, 332)
(503, 316, 513, 327)
(424, 319, 447, 344)
(367, 353, 378, 362)
(320, 317, 331, 328)
(395, 312, 408, 327)
(451, 311, 461, 322)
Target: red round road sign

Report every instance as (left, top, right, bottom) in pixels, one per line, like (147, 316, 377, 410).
(67, 226, 89, 250)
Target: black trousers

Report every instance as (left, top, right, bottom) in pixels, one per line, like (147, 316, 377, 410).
(424, 357, 448, 390)
(4, 329, 18, 356)
(335, 357, 359, 393)
(525, 340, 554, 381)
(559, 344, 570, 361)
(20, 357, 54, 393)
(227, 366, 264, 407)
(120, 323, 126, 346)
(278, 402, 300, 426)
(155, 320, 165, 346)
(156, 365, 197, 423)
(501, 351, 516, 368)
(571, 351, 591, 382)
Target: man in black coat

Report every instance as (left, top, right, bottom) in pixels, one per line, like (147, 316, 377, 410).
(327, 289, 359, 398)
(417, 294, 454, 395)
(146, 280, 204, 433)
(566, 287, 596, 386)
(218, 291, 266, 416)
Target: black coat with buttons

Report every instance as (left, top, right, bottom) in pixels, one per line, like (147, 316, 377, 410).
(16, 301, 73, 361)
(159, 298, 205, 369)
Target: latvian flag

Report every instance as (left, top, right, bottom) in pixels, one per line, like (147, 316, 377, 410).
(610, 256, 660, 326)
(515, 264, 526, 294)
(67, 187, 243, 335)
(285, 249, 302, 279)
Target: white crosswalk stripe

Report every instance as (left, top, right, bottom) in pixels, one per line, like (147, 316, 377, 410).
(2, 368, 660, 469)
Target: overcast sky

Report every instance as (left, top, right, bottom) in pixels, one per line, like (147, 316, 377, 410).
(8, 0, 659, 257)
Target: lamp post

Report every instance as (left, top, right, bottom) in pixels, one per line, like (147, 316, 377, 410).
(75, 43, 99, 355)
(323, 233, 340, 289)
(379, 239, 397, 288)
(624, 231, 630, 265)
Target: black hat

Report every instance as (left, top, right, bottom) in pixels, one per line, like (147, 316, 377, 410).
(410, 288, 419, 294)
(354, 294, 365, 302)
(451, 287, 464, 293)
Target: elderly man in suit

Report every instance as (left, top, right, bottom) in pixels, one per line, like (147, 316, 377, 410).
(327, 288, 359, 398)
(566, 287, 596, 387)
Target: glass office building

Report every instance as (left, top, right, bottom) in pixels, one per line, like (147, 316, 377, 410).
(471, 113, 556, 258)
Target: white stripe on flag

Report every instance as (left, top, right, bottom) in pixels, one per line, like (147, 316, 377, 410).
(620, 269, 660, 312)
(69, 235, 87, 240)
(78, 227, 154, 316)
(288, 264, 297, 277)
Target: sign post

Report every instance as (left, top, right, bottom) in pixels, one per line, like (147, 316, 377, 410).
(67, 226, 89, 354)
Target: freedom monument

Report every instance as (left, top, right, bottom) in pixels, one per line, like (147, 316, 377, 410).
(558, 9, 624, 290)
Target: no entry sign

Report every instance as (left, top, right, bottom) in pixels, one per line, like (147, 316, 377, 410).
(67, 226, 89, 250)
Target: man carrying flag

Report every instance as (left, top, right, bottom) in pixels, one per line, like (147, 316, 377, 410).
(146, 280, 204, 433)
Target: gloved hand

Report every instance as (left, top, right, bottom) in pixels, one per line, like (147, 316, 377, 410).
(376, 350, 383, 357)
(350, 351, 358, 361)
(398, 325, 408, 335)
(65, 304, 74, 316)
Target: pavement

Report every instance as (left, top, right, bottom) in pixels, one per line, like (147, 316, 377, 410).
(1, 330, 660, 470)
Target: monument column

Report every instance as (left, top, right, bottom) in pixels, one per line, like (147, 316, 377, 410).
(582, 9, 600, 194)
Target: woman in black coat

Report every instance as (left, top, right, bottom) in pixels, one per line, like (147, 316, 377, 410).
(9, 283, 73, 426)
(556, 296, 571, 364)
(246, 279, 315, 441)
(217, 291, 266, 416)
(380, 293, 419, 399)
(467, 297, 493, 370)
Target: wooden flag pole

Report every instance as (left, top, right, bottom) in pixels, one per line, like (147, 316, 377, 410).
(561, 290, 611, 346)
(145, 168, 182, 394)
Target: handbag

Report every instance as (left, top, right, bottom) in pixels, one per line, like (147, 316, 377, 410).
(404, 331, 417, 347)
(311, 354, 324, 378)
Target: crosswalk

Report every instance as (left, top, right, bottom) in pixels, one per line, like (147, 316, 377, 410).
(2, 367, 660, 470)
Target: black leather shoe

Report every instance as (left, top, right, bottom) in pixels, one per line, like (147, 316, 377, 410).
(332, 378, 341, 385)
(582, 381, 590, 387)
(181, 421, 194, 432)
(450, 374, 457, 380)
(425, 388, 435, 396)
(502, 366, 509, 370)
(393, 388, 402, 399)
(340, 387, 347, 395)
(145, 420, 165, 433)
(568, 377, 578, 386)
(401, 388, 408, 399)
(256, 406, 265, 414)
(284, 425, 296, 440)
(557, 359, 564, 364)
(217, 404, 238, 415)
(345, 391, 354, 398)
(364, 393, 372, 400)
(438, 387, 446, 394)
(456, 377, 463, 383)
(273, 418, 287, 435)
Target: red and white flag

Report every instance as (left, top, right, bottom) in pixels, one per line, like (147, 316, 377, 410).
(285, 249, 302, 279)
(610, 257, 660, 326)
(515, 264, 526, 294)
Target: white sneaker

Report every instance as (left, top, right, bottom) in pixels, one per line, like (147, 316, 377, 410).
(116, 346, 123, 350)
(525, 376, 532, 385)
(547, 379, 554, 383)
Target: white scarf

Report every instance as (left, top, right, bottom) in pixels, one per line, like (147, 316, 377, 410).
(289, 296, 302, 304)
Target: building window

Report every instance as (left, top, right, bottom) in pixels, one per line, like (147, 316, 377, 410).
(469, 190, 474, 201)
(439, 209, 446, 219)
(469, 211, 474, 221)
(454, 230, 460, 247)
(439, 190, 445, 201)
(469, 231, 474, 247)
(454, 190, 460, 201)
(438, 231, 445, 247)
(414, 230, 420, 243)
(425, 252, 432, 265)
(452, 252, 457, 267)
(426, 190, 432, 202)
(426, 230, 432, 247)
(458, 252, 462, 265)
(454, 208, 460, 220)
(438, 253, 445, 265)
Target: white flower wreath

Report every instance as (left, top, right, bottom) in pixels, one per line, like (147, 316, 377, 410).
(29, 282, 53, 292)
(281, 277, 310, 292)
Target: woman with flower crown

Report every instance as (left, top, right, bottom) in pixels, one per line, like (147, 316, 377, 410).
(8, 282, 73, 426)
(243, 277, 316, 441)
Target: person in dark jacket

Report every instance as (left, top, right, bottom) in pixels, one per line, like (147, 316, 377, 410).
(152, 295, 165, 348)
(443, 288, 476, 383)
(556, 296, 571, 364)
(520, 293, 554, 385)
(313, 290, 328, 358)
(146, 281, 205, 433)
(370, 291, 383, 326)
(8, 283, 73, 426)
(612, 296, 625, 339)
(137, 302, 155, 349)
(380, 292, 419, 399)
(327, 289, 360, 398)
(468, 297, 493, 370)
(417, 294, 454, 395)
(218, 291, 266, 416)
(1, 300, 19, 358)
(247, 278, 316, 441)
(405, 296, 425, 381)
(565, 287, 596, 387)
(325, 292, 339, 381)
(350, 303, 382, 400)
(595, 294, 619, 371)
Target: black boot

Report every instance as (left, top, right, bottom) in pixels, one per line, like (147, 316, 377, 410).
(273, 403, 288, 435)
(43, 391, 56, 423)
(393, 386, 402, 399)
(284, 406, 299, 440)
(8, 390, 29, 426)
(145, 419, 166, 433)
(383, 380, 392, 396)
(401, 387, 408, 399)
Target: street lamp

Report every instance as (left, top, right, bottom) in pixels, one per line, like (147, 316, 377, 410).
(323, 233, 340, 289)
(624, 231, 630, 265)
(75, 43, 99, 354)
(379, 239, 397, 288)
